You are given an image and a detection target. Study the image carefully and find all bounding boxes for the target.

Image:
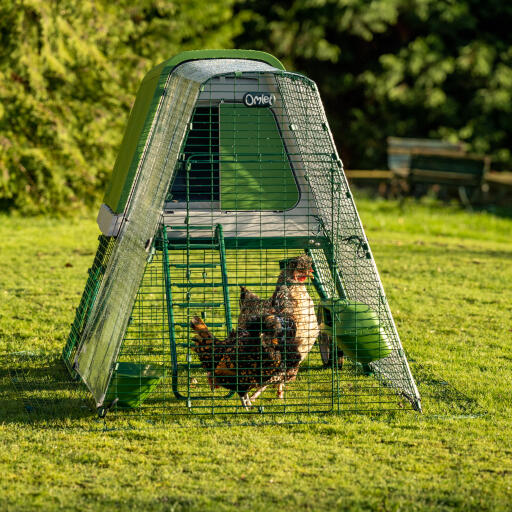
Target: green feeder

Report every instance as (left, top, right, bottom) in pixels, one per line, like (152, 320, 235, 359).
(104, 362, 164, 409)
(317, 300, 392, 365)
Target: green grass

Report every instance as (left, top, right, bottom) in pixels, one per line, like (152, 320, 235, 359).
(1, 197, 511, 511)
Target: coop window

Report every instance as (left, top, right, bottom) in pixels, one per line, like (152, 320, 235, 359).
(169, 106, 220, 202)
(219, 103, 299, 211)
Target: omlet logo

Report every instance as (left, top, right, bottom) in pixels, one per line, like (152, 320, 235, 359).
(243, 92, 276, 107)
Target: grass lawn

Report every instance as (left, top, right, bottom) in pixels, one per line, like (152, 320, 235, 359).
(1, 196, 511, 511)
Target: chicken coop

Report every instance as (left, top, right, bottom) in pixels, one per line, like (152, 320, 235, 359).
(62, 50, 421, 419)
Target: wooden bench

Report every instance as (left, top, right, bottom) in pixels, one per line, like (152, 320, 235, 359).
(387, 137, 490, 205)
(388, 136, 466, 172)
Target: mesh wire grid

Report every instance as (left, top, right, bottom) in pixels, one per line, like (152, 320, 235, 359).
(65, 65, 420, 419)
(62, 235, 116, 375)
(274, 73, 420, 409)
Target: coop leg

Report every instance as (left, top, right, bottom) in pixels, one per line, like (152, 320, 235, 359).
(458, 186, 473, 210)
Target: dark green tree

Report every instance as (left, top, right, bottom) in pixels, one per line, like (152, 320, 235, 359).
(236, 0, 512, 170)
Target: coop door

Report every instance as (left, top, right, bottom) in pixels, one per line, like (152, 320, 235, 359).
(219, 104, 299, 211)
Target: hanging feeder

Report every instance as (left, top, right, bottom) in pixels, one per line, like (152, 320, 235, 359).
(317, 299, 392, 365)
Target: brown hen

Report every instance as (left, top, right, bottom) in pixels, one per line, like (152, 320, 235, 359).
(190, 254, 319, 408)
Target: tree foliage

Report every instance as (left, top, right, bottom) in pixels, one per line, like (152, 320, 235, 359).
(1, 0, 511, 213)
(236, 0, 512, 170)
(0, 0, 242, 213)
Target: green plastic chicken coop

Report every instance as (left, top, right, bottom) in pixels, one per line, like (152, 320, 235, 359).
(62, 49, 421, 417)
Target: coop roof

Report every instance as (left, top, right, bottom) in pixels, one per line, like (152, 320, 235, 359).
(103, 50, 285, 215)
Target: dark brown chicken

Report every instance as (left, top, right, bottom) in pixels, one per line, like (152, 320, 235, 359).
(190, 254, 319, 408)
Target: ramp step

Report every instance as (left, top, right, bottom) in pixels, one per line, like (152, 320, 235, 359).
(176, 322, 225, 328)
(170, 243, 219, 250)
(170, 263, 219, 269)
(169, 225, 213, 230)
(173, 282, 224, 288)
(174, 302, 223, 308)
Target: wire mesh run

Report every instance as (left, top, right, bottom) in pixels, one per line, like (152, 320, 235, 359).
(62, 235, 116, 375)
(64, 64, 420, 420)
(107, 242, 408, 418)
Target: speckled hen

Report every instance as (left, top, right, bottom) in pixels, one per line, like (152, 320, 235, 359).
(190, 254, 319, 409)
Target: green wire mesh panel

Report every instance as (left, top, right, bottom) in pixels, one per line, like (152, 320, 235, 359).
(74, 70, 201, 404)
(107, 241, 340, 417)
(67, 59, 420, 420)
(273, 73, 420, 409)
(62, 235, 116, 374)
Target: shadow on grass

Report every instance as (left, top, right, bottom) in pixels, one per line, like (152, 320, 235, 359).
(409, 360, 485, 418)
(0, 352, 95, 424)
(0, 351, 485, 427)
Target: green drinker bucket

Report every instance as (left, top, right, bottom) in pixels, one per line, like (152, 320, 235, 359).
(317, 299, 392, 366)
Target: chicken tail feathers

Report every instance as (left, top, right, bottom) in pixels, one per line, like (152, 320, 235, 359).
(239, 286, 260, 305)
